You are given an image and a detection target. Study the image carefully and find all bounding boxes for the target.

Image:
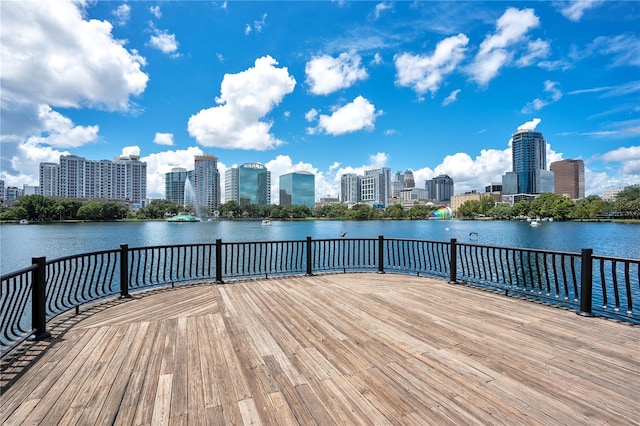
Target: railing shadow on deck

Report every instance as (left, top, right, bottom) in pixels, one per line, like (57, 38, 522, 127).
(2, 236, 639, 357)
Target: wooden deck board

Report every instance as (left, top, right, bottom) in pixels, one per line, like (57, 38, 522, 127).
(1, 275, 639, 425)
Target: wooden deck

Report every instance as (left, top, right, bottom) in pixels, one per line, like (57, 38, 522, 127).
(1, 273, 638, 425)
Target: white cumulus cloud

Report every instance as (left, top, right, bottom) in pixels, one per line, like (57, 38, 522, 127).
(394, 34, 469, 97)
(469, 7, 540, 86)
(0, 0, 148, 111)
(307, 96, 377, 136)
(149, 27, 180, 58)
(305, 51, 368, 95)
(517, 117, 542, 131)
(112, 4, 131, 26)
(154, 133, 174, 146)
(141, 146, 207, 198)
(187, 56, 296, 150)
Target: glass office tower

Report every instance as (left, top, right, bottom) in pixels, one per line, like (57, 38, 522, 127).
(505, 129, 554, 194)
(226, 162, 271, 205)
(279, 172, 315, 208)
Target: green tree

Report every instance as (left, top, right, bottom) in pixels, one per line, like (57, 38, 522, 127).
(511, 200, 530, 217)
(328, 203, 348, 218)
(76, 201, 104, 220)
(58, 199, 83, 219)
(407, 204, 432, 220)
(457, 200, 481, 218)
(479, 196, 495, 215)
(219, 201, 242, 219)
(385, 203, 405, 219)
(136, 199, 180, 219)
(0, 205, 28, 221)
(16, 195, 60, 221)
(347, 204, 372, 220)
(616, 185, 640, 202)
(487, 203, 512, 219)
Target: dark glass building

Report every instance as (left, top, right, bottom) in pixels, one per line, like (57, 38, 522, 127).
(279, 172, 315, 208)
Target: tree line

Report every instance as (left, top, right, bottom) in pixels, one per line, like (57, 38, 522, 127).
(456, 185, 640, 220)
(1, 185, 638, 222)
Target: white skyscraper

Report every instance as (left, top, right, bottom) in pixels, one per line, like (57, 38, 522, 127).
(340, 173, 360, 204)
(360, 168, 391, 208)
(39, 162, 60, 197)
(40, 154, 147, 208)
(194, 155, 221, 215)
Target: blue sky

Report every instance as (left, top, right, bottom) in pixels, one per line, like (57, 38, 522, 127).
(1, 1, 638, 202)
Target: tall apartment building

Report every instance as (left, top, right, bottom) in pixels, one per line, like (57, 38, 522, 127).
(361, 168, 391, 208)
(425, 174, 454, 203)
(225, 162, 271, 205)
(502, 128, 554, 195)
(194, 155, 221, 214)
(0, 179, 4, 202)
(550, 159, 585, 199)
(39, 154, 147, 208)
(340, 173, 360, 204)
(39, 163, 59, 197)
(279, 172, 315, 208)
(165, 167, 193, 207)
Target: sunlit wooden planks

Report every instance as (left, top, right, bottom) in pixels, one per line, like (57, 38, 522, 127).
(1, 276, 638, 425)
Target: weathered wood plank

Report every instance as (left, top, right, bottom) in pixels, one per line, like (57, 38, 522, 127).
(2, 273, 638, 426)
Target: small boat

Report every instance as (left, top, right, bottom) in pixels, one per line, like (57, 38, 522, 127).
(530, 217, 541, 227)
(261, 219, 272, 226)
(167, 212, 201, 222)
(19, 219, 29, 225)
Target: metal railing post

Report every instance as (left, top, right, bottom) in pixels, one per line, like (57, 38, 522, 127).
(120, 244, 131, 298)
(449, 238, 459, 284)
(215, 239, 224, 283)
(31, 257, 51, 340)
(378, 235, 385, 274)
(577, 248, 594, 317)
(305, 236, 313, 276)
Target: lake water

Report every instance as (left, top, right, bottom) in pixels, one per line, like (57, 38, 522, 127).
(2, 220, 639, 274)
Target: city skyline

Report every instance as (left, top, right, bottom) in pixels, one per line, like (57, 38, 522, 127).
(1, 1, 638, 203)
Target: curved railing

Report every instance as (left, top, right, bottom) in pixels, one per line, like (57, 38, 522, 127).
(2, 237, 639, 357)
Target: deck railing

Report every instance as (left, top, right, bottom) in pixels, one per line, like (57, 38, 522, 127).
(2, 236, 639, 356)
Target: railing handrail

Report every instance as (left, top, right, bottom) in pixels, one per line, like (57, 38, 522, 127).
(2, 236, 639, 357)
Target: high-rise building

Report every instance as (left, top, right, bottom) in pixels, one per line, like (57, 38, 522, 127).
(503, 128, 554, 195)
(0, 179, 4, 202)
(40, 154, 147, 208)
(165, 167, 193, 207)
(194, 155, 221, 214)
(425, 174, 454, 202)
(60, 155, 85, 199)
(340, 173, 360, 204)
(114, 154, 147, 209)
(361, 167, 391, 208)
(279, 172, 315, 208)
(394, 170, 415, 189)
(225, 162, 270, 205)
(225, 167, 239, 204)
(39, 162, 60, 197)
(550, 159, 585, 199)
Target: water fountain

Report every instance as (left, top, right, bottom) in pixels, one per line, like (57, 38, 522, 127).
(168, 177, 200, 222)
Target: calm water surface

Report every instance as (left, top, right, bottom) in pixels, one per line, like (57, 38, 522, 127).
(2, 220, 639, 274)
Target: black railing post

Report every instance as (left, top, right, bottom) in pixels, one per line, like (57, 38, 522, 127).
(577, 248, 594, 317)
(378, 235, 385, 274)
(215, 239, 224, 284)
(31, 257, 51, 340)
(305, 236, 313, 276)
(449, 238, 459, 284)
(120, 244, 131, 298)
